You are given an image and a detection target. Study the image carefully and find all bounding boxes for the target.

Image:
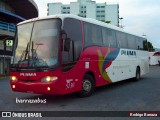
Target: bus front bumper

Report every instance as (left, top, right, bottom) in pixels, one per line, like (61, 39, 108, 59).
(10, 81, 65, 95)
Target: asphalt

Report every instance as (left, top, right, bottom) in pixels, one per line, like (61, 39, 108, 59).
(0, 66, 160, 120)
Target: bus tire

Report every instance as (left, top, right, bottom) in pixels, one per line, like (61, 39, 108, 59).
(78, 74, 95, 97)
(134, 67, 140, 81)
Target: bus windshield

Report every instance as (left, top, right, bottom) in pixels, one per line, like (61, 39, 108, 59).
(12, 19, 61, 69)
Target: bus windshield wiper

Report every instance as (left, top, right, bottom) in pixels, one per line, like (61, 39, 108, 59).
(30, 41, 49, 68)
(17, 43, 30, 68)
(16, 41, 49, 70)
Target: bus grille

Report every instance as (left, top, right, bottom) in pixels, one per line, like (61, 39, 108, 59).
(20, 80, 36, 83)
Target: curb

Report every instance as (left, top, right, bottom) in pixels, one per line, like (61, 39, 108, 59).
(0, 76, 10, 79)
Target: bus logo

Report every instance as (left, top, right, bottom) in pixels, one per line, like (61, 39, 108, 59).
(121, 50, 136, 56)
(20, 73, 37, 77)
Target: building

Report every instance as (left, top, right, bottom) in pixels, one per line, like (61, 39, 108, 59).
(47, 0, 119, 26)
(0, 0, 38, 76)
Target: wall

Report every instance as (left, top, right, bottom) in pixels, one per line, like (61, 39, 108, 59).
(48, 3, 62, 15)
(70, 2, 80, 15)
(105, 4, 119, 26)
(86, 1, 96, 19)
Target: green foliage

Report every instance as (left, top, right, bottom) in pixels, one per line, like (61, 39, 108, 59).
(77, 14, 81, 17)
(101, 20, 111, 24)
(143, 40, 155, 52)
(105, 21, 111, 24)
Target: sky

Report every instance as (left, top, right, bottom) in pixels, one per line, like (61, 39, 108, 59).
(34, 0, 160, 48)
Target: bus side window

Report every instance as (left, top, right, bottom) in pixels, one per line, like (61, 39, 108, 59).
(127, 34, 136, 49)
(135, 37, 139, 50)
(102, 28, 110, 47)
(139, 38, 144, 50)
(107, 30, 112, 47)
(115, 31, 121, 48)
(91, 25, 97, 43)
(84, 23, 103, 47)
(63, 18, 82, 63)
(96, 26, 103, 46)
(107, 29, 117, 48)
(117, 32, 128, 49)
(84, 22, 92, 47)
(91, 25, 103, 45)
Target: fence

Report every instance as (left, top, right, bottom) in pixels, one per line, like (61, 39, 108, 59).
(0, 21, 16, 32)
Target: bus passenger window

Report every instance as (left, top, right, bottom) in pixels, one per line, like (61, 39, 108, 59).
(127, 34, 136, 49)
(102, 28, 110, 47)
(107, 29, 117, 48)
(63, 18, 82, 62)
(116, 32, 128, 48)
(96, 26, 103, 46)
(138, 38, 144, 50)
(84, 23, 103, 47)
(84, 22, 92, 47)
(92, 26, 97, 43)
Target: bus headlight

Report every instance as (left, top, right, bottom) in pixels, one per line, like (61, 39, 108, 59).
(41, 76, 58, 83)
(10, 76, 17, 81)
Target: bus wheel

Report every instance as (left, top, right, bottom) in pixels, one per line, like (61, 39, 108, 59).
(78, 74, 95, 97)
(134, 67, 140, 81)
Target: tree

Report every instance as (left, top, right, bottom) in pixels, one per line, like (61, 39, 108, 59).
(143, 40, 155, 52)
(143, 40, 148, 51)
(77, 14, 81, 17)
(101, 20, 111, 24)
(105, 21, 111, 24)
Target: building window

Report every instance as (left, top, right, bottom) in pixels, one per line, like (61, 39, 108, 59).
(97, 6, 100, 8)
(63, 7, 66, 9)
(6, 46, 12, 51)
(101, 6, 105, 8)
(67, 7, 70, 9)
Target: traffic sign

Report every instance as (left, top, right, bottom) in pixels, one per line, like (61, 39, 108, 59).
(6, 40, 13, 46)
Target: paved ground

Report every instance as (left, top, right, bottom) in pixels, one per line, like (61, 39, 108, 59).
(0, 66, 160, 120)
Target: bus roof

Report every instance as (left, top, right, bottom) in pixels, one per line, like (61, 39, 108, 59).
(17, 14, 145, 39)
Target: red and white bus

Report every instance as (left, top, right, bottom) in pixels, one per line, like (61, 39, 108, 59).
(10, 14, 149, 97)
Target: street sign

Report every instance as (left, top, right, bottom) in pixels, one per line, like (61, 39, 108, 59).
(6, 40, 13, 47)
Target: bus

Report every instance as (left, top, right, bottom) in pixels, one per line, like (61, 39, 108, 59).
(10, 14, 149, 97)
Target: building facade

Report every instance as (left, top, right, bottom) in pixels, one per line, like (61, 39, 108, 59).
(0, 0, 38, 76)
(48, 0, 119, 26)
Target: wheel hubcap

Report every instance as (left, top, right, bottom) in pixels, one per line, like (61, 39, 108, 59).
(83, 79, 91, 92)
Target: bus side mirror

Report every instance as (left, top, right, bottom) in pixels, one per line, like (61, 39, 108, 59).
(62, 30, 71, 51)
(62, 30, 67, 40)
(64, 38, 71, 52)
